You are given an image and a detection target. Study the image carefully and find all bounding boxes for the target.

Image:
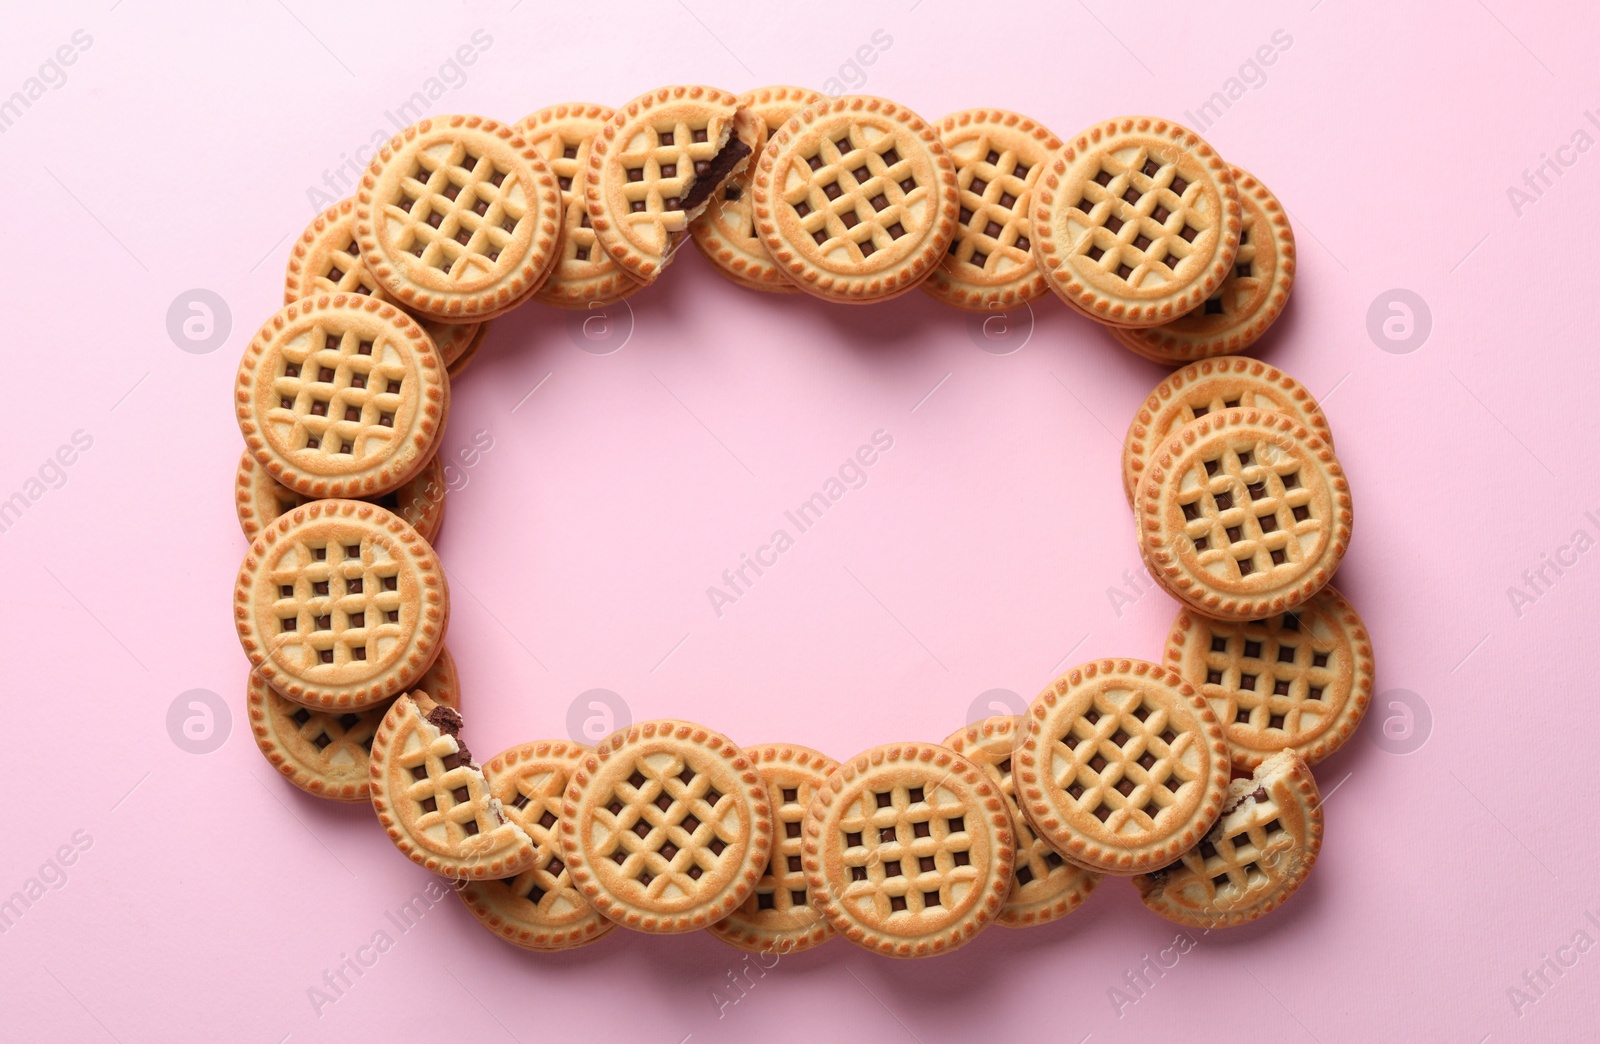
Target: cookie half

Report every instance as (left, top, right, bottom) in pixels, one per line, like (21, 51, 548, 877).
(584, 85, 760, 285)
(515, 103, 644, 309)
(944, 717, 1101, 927)
(921, 109, 1062, 311)
(752, 94, 959, 303)
(370, 693, 536, 879)
(236, 294, 449, 499)
(559, 719, 772, 934)
(708, 743, 840, 954)
(1132, 750, 1323, 928)
(356, 114, 563, 322)
(1111, 165, 1296, 363)
(235, 449, 446, 544)
(1016, 659, 1230, 875)
(285, 196, 481, 367)
(1032, 116, 1240, 327)
(803, 742, 1013, 957)
(234, 499, 448, 709)
(456, 740, 617, 952)
(1135, 407, 1352, 620)
(690, 85, 826, 293)
(1165, 586, 1373, 772)
(1121, 356, 1332, 506)
(247, 645, 459, 801)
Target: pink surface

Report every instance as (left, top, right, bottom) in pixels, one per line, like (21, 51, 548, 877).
(4, 1, 1597, 1040)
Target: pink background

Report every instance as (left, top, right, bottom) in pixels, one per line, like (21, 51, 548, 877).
(4, 1, 1597, 1040)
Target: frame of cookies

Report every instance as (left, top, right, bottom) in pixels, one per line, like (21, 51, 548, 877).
(231, 86, 1365, 957)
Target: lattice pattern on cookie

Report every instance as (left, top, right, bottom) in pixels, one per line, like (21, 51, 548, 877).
(1070, 148, 1212, 287)
(785, 129, 924, 261)
(307, 230, 387, 297)
(1177, 439, 1318, 581)
(381, 142, 525, 277)
(834, 778, 979, 919)
(502, 765, 586, 915)
(986, 751, 1071, 888)
(1200, 611, 1341, 739)
(268, 534, 405, 670)
(270, 324, 408, 461)
(946, 137, 1035, 274)
(753, 781, 815, 914)
(597, 755, 740, 897)
(538, 132, 603, 264)
(1196, 206, 1261, 317)
(1051, 687, 1195, 833)
(1175, 787, 1289, 902)
(397, 728, 499, 845)
(285, 703, 381, 759)
(617, 121, 725, 224)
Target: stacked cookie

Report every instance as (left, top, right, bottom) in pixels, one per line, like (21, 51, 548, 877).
(230, 85, 1369, 959)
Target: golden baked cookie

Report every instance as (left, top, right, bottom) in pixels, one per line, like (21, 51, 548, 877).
(246, 645, 459, 802)
(1165, 586, 1373, 772)
(944, 717, 1101, 927)
(1135, 407, 1352, 620)
(514, 103, 645, 308)
(355, 114, 563, 322)
(233, 499, 449, 709)
(584, 85, 760, 285)
(1032, 116, 1240, 327)
(236, 294, 449, 499)
(708, 743, 840, 954)
(234, 449, 446, 544)
(922, 109, 1062, 311)
(445, 318, 491, 379)
(690, 85, 826, 293)
(803, 742, 1013, 957)
(369, 693, 537, 880)
(1132, 750, 1323, 928)
(1111, 165, 1295, 363)
(284, 196, 481, 367)
(559, 719, 772, 934)
(752, 95, 959, 303)
(1016, 659, 1230, 875)
(456, 740, 617, 952)
(1121, 356, 1332, 506)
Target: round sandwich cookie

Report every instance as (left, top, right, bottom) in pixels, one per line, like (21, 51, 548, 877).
(234, 449, 447, 544)
(355, 114, 563, 322)
(515, 103, 644, 309)
(1135, 407, 1351, 621)
(1032, 116, 1240, 327)
(234, 499, 449, 710)
(1111, 165, 1296, 363)
(944, 717, 1102, 928)
(285, 196, 482, 368)
(803, 742, 1013, 958)
(559, 719, 773, 934)
(1132, 749, 1323, 929)
(456, 740, 617, 952)
(1016, 659, 1230, 876)
(370, 693, 537, 880)
(584, 85, 761, 286)
(236, 294, 449, 499)
(922, 108, 1063, 312)
(246, 645, 460, 802)
(1121, 356, 1332, 506)
(1165, 586, 1373, 772)
(690, 85, 827, 293)
(708, 743, 840, 955)
(752, 94, 959, 303)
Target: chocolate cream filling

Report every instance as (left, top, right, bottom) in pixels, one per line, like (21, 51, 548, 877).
(425, 704, 474, 766)
(682, 136, 752, 213)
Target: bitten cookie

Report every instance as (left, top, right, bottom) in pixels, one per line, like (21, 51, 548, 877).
(1032, 116, 1240, 327)
(1016, 659, 1230, 875)
(1132, 750, 1323, 928)
(803, 742, 1013, 957)
(1134, 407, 1352, 620)
(559, 719, 773, 934)
(370, 692, 537, 879)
